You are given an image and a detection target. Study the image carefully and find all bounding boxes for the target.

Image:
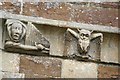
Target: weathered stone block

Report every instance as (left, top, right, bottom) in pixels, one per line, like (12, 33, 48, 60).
(1, 2, 21, 14)
(2, 72, 25, 78)
(72, 3, 118, 27)
(98, 64, 120, 78)
(0, 71, 24, 79)
(0, 50, 2, 71)
(20, 55, 62, 78)
(61, 60, 98, 78)
(118, 35, 120, 63)
(0, 72, 2, 80)
(24, 22, 50, 56)
(36, 25, 66, 56)
(64, 30, 78, 57)
(23, 3, 71, 21)
(0, 19, 2, 49)
(2, 51, 20, 73)
(101, 33, 119, 63)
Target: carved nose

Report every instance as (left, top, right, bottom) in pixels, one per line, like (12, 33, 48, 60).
(14, 29, 20, 33)
(83, 37, 85, 39)
(13, 30, 20, 35)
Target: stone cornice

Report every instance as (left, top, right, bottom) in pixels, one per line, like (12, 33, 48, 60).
(0, 10, 120, 34)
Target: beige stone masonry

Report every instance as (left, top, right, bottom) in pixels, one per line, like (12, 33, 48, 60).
(2, 51, 20, 73)
(0, 19, 2, 49)
(101, 33, 119, 63)
(2, 72, 25, 78)
(0, 51, 2, 71)
(61, 60, 98, 78)
(36, 25, 66, 56)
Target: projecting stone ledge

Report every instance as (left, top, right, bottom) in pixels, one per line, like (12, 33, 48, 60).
(0, 10, 120, 34)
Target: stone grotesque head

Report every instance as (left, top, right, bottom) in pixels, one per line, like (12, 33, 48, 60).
(67, 28, 103, 58)
(77, 29, 92, 41)
(6, 19, 27, 42)
(77, 29, 93, 54)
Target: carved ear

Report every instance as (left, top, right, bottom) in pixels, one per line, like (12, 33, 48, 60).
(77, 28, 81, 33)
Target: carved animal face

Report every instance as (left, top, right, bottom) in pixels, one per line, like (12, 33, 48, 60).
(11, 23, 23, 41)
(78, 29, 91, 41)
(77, 29, 92, 54)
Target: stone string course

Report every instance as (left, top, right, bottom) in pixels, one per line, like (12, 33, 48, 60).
(0, 10, 119, 34)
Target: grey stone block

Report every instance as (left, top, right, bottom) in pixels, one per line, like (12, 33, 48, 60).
(61, 60, 98, 78)
(36, 25, 66, 56)
(0, 19, 2, 49)
(0, 50, 2, 71)
(0, 71, 2, 80)
(101, 33, 119, 63)
(2, 51, 20, 73)
(2, 72, 25, 78)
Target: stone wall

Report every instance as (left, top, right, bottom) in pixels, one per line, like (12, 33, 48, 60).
(0, 1, 120, 79)
(1, 2, 119, 27)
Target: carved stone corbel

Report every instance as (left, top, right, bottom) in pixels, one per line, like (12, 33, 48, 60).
(66, 28, 103, 59)
(4, 19, 50, 55)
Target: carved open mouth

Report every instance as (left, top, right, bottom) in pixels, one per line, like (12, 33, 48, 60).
(13, 34, 19, 39)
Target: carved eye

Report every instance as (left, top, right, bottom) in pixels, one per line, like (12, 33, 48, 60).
(15, 27, 17, 29)
(18, 27, 20, 30)
(81, 33, 84, 36)
(85, 34, 89, 37)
